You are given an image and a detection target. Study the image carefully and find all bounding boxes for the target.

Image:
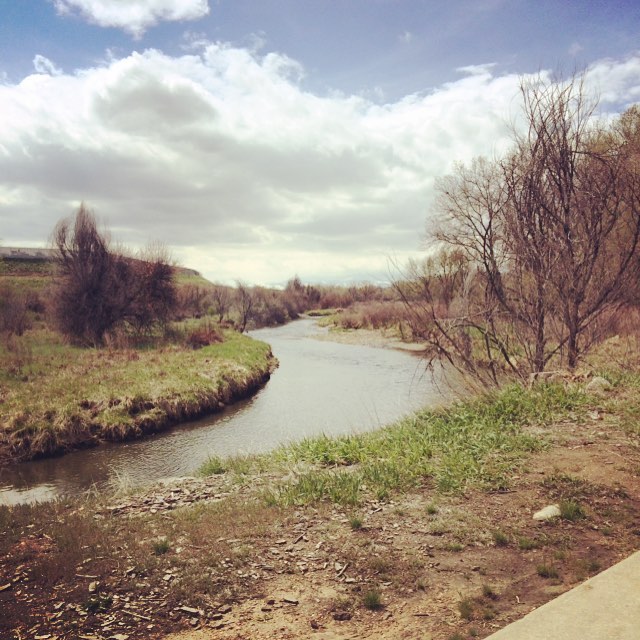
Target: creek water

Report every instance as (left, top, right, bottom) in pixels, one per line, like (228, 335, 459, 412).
(0, 318, 447, 505)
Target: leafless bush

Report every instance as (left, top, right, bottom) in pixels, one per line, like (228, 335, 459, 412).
(51, 204, 177, 345)
(186, 321, 223, 349)
(399, 73, 640, 384)
(0, 285, 31, 337)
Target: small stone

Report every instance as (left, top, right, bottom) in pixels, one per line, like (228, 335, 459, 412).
(333, 611, 352, 621)
(310, 619, 320, 629)
(88, 581, 98, 593)
(585, 376, 612, 396)
(282, 596, 299, 605)
(179, 606, 201, 615)
(533, 504, 561, 521)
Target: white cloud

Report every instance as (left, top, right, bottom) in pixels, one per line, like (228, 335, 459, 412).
(569, 42, 584, 57)
(52, 0, 210, 37)
(33, 55, 63, 76)
(399, 31, 413, 44)
(1, 46, 639, 284)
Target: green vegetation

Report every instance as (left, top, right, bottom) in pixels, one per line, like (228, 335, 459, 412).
(536, 563, 560, 579)
(201, 381, 587, 506)
(559, 500, 586, 522)
(0, 324, 274, 461)
(362, 588, 383, 610)
(492, 530, 509, 547)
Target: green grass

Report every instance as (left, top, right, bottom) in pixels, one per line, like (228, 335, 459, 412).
(559, 499, 586, 521)
(536, 563, 559, 579)
(253, 383, 587, 506)
(0, 323, 274, 460)
(362, 588, 383, 610)
(201, 382, 588, 508)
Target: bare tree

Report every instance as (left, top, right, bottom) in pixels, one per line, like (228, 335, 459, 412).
(210, 284, 233, 322)
(52, 204, 177, 345)
(234, 281, 254, 333)
(404, 73, 640, 383)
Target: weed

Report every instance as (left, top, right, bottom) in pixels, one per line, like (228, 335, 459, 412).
(482, 584, 498, 600)
(349, 515, 363, 530)
(85, 593, 113, 613)
(201, 455, 226, 475)
(576, 558, 601, 576)
(536, 563, 559, 579)
(363, 588, 383, 610)
(152, 538, 170, 555)
(445, 542, 464, 552)
(426, 502, 438, 515)
(458, 596, 474, 620)
(559, 500, 586, 521)
(518, 536, 540, 550)
(369, 556, 391, 575)
(492, 530, 509, 547)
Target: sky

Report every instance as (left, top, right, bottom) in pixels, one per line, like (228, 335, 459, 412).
(0, 1, 639, 286)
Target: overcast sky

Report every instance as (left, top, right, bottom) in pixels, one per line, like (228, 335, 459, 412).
(1, 1, 639, 285)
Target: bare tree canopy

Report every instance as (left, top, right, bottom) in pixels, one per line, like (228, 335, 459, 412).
(52, 204, 177, 345)
(400, 73, 640, 384)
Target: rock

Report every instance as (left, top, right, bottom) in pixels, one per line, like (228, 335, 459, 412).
(178, 606, 201, 615)
(333, 611, 352, 621)
(88, 581, 98, 593)
(533, 504, 561, 521)
(585, 376, 612, 396)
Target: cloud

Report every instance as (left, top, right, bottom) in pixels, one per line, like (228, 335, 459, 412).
(569, 42, 584, 57)
(33, 55, 63, 76)
(399, 31, 413, 44)
(1, 46, 639, 284)
(52, 0, 210, 37)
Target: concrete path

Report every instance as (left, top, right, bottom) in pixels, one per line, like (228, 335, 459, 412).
(486, 551, 640, 639)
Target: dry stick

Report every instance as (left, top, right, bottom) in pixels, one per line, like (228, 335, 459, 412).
(121, 609, 152, 621)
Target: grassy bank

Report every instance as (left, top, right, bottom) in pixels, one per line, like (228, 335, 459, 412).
(201, 381, 589, 503)
(0, 326, 275, 462)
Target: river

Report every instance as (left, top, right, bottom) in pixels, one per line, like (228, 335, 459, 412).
(0, 318, 446, 505)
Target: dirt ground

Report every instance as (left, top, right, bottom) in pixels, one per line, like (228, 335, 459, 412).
(2, 403, 638, 640)
(163, 416, 639, 640)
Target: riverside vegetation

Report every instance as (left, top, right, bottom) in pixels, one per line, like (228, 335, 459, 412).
(1, 336, 639, 639)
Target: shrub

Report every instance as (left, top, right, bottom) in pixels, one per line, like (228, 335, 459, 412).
(52, 204, 176, 345)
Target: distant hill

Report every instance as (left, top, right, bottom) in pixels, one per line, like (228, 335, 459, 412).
(0, 247, 201, 278)
(0, 247, 56, 261)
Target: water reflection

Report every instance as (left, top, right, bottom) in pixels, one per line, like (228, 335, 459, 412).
(0, 319, 443, 505)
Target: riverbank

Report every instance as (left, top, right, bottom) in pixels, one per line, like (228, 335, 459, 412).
(0, 327, 276, 463)
(1, 351, 638, 639)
